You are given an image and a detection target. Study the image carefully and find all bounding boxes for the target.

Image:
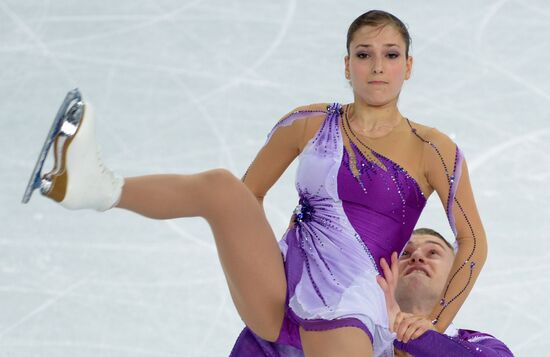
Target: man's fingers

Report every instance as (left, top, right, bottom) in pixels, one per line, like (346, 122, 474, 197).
(391, 251, 399, 276)
(393, 312, 410, 333)
(376, 275, 388, 292)
(392, 312, 401, 332)
(402, 324, 422, 343)
(395, 317, 433, 342)
(411, 325, 430, 340)
(396, 316, 423, 341)
(380, 257, 395, 285)
(391, 251, 398, 265)
(396, 318, 411, 340)
(380, 257, 390, 275)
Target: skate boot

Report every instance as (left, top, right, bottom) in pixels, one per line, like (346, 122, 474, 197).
(22, 89, 123, 211)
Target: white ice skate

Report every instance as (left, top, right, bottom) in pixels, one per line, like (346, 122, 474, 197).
(22, 89, 123, 211)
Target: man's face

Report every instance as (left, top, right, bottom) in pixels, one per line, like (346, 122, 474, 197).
(396, 234, 455, 299)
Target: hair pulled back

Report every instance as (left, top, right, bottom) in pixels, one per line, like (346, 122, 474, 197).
(346, 10, 411, 57)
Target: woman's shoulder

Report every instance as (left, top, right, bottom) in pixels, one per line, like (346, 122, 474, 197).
(282, 103, 331, 118)
(407, 119, 456, 146)
(273, 103, 331, 129)
(266, 103, 330, 140)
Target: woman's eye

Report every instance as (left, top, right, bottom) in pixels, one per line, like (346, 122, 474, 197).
(356, 53, 369, 59)
(387, 52, 400, 59)
(430, 250, 439, 255)
(400, 251, 410, 258)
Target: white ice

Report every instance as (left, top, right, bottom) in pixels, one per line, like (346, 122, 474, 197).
(1, 0, 549, 356)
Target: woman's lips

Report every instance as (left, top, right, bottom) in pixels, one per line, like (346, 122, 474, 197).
(368, 81, 388, 85)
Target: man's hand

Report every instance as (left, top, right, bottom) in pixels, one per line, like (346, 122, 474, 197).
(376, 252, 401, 330)
(394, 312, 436, 343)
(376, 251, 435, 343)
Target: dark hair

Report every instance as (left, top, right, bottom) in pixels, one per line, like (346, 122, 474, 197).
(346, 10, 411, 57)
(412, 227, 454, 252)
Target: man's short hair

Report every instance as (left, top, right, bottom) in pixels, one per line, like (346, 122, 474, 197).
(412, 227, 454, 252)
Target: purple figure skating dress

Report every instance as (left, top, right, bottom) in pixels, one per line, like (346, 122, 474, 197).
(233, 103, 486, 356)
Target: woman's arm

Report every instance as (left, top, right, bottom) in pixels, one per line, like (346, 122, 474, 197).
(242, 104, 328, 204)
(421, 128, 488, 331)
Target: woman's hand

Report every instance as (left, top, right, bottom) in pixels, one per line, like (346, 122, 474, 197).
(376, 252, 401, 330)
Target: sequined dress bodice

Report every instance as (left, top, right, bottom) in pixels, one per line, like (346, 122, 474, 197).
(238, 102, 487, 357)
(290, 103, 426, 275)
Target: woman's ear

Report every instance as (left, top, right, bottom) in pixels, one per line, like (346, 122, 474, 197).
(405, 55, 413, 80)
(344, 55, 351, 80)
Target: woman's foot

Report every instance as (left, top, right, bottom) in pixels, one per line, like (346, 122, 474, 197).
(24, 89, 123, 211)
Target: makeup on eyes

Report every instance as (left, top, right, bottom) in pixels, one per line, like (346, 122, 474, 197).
(353, 50, 401, 59)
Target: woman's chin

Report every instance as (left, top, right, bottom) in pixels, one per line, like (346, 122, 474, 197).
(364, 98, 397, 108)
(356, 93, 399, 108)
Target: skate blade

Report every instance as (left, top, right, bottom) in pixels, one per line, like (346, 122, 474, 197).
(22, 89, 84, 204)
(42, 103, 87, 202)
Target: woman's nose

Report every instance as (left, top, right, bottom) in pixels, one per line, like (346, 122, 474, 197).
(372, 57, 384, 74)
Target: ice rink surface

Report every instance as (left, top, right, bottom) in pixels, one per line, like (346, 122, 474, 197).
(1, 0, 549, 355)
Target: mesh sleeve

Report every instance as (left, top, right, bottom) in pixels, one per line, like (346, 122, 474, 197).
(241, 105, 327, 203)
(417, 128, 488, 331)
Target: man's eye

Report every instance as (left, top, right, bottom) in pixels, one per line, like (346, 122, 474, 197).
(430, 250, 439, 255)
(400, 251, 410, 258)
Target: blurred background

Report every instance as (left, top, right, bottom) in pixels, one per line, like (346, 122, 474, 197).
(1, 0, 549, 355)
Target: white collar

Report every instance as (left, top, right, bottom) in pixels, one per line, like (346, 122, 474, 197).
(443, 323, 459, 337)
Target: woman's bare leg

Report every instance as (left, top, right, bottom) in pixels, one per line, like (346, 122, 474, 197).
(300, 327, 374, 357)
(31, 101, 285, 340)
(117, 170, 287, 341)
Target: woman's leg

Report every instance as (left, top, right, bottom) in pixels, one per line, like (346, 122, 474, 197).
(117, 170, 287, 341)
(300, 327, 374, 357)
(34, 102, 286, 341)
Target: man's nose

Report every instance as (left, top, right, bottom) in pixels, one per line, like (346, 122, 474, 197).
(410, 249, 425, 263)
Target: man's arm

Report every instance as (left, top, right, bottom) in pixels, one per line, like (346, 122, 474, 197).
(395, 329, 514, 357)
(377, 255, 513, 356)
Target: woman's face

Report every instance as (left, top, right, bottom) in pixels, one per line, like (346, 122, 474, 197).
(345, 25, 413, 107)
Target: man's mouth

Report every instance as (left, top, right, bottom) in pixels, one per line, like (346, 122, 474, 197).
(405, 267, 430, 277)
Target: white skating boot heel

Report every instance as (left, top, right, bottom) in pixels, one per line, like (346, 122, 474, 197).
(23, 89, 123, 211)
(45, 103, 123, 210)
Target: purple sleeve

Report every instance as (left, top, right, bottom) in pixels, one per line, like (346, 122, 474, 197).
(394, 330, 514, 357)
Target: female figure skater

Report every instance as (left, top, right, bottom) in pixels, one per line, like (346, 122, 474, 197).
(26, 10, 487, 357)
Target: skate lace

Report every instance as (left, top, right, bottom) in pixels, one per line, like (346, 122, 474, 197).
(94, 145, 122, 210)
(96, 147, 117, 183)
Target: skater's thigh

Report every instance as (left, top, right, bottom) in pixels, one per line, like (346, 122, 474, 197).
(206, 170, 287, 341)
(300, 326, 374, 357)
